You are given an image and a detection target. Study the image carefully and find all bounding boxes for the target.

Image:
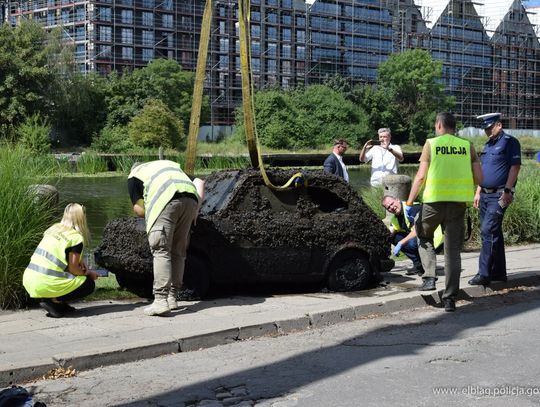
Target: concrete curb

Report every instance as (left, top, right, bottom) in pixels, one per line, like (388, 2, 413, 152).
(2, 272, 539, 386)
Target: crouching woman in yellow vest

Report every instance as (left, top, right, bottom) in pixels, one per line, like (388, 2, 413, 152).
(22, 203, 99, 318)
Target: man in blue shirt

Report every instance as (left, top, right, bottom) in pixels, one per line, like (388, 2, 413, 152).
(469, 113, 521, 287)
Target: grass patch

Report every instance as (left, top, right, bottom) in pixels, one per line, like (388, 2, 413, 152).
(86, 274, 140, 301)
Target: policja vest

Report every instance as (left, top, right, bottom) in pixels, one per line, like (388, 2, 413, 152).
(128, 160, 199, 233)
(390, 201, 444, 249)
(422, 135, 474, 203)
(22, 225, 86, 298)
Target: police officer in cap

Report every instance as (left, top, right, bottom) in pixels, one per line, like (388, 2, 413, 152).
(469, 113, 521, 287)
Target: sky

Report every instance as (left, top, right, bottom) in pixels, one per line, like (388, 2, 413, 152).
(525, 0, 540, 7)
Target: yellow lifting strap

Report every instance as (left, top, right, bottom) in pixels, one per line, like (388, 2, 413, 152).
(185, 0, 213, 176)
(238, 0, 305, 190)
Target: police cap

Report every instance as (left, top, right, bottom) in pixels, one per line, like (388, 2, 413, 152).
(476, 113, 502, 129)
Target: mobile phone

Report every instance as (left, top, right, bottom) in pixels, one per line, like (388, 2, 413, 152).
(371, 140, 381, 145)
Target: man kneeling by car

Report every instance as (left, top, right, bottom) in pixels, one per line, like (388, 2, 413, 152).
(382, 195, 443, 276)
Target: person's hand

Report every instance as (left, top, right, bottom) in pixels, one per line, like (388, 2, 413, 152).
(363, 140, 373, 150)
(86, 270, 99, 281)
(404, 204, 415, 219)
(473, 191, 481, 209)
(499, 191, 513, 208)
(393, 243, 402, 256)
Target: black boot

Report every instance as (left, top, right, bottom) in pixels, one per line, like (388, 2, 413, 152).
(39, 299, 65, 318)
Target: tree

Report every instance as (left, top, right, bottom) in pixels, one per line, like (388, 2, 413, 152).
(233, 85, 369, 149)
(374, 49, 455, 145)
(0, 22, 53, 139)
(106, 59, 208, 131)
(127, 99, 184, 149)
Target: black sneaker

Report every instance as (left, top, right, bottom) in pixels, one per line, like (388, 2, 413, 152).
(443, 298, 456, 312)
(39, 299, 65, 318)
(419, 277, 436, 291)
(468, 274, 491, 287)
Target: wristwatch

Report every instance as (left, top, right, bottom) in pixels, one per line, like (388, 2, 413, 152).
(388, 147, 393, 152)
(503, 187, 512, 194)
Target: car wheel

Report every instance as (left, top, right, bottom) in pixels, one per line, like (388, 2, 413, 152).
(327, 251, 372, 292)
(180, 254, 211, 300)
(115, 272, 153, 299)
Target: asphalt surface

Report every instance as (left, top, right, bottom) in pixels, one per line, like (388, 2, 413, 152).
(1, 244, 539, 387)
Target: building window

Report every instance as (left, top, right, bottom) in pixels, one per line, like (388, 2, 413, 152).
(296, 46, 305, 59)
(47, 11, 55, 25)
(267, 59, 276, 73)
(267, 26, 277, 40)
(122, 47, 133, 59)
(297, 30, 305, 42)
(267, 13, 277, 24)
(220, 37, 229, 53)
(75, 44, 85, 58)
(282, 28, 291, 41)
(282, 44, 291, 58)
(120, 0, 133, 5)
(162, 14, 173, 28)
(219, 54, 228, 69)
(75, 6, 85, 21)
(142, 12, 153, 26)
(76, 26, 85, 40)
(142, 48, 154, 61)
(251, 41, 260, 57)
(296, 16, 305, 26)
(166, 33, 174, 47)
(121, 9, 133, 24)
(163, 0, 173, 10)
(282, 14, 292, 25)
(98, 7, 111, 22)
(121, 28, 133, 44)
(252, 11, 260, 21)
(142, 0, 153, 8)
(142, 30, 154, 45)
(251, 24, 260, 38)
(282, 60, 291, 74)
(267, 42, 277, 57)
(99, 26, 112, 42)
(100, 45, 112, 57)
(252, 58, 260, 72)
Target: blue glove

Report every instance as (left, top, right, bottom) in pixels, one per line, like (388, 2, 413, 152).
(393, 242, 402, 256)
(404, 204, 415, 219)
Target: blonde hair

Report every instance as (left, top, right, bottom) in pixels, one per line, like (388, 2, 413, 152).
(51, 203, 90, 246)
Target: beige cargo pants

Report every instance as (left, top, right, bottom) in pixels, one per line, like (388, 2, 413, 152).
(147, 197, 198, 299)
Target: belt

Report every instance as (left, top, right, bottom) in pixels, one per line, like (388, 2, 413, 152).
(171, 191, 198, 202)
(480, 187, 514, 194)
(480, 187, 501, 193)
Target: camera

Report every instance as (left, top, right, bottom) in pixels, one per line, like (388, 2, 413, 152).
(371, 140, 381, 145)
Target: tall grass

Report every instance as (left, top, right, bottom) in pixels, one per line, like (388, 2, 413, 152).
(76, 152, 108, 174)
(0, 144, 58, 309)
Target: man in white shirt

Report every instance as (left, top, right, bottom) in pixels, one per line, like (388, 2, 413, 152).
(359, 127, 404, 186)
(323, 139, 350, 183)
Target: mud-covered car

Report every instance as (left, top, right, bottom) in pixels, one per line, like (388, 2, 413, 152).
(95, 169, 393, 298)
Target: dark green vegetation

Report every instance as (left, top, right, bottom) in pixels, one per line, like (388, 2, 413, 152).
(0, 22, 206, 153)
(0, 145, 57, 309)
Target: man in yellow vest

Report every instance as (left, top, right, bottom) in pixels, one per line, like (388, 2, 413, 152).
(128, 160, 205, 316)
(407, 112, 483, 312)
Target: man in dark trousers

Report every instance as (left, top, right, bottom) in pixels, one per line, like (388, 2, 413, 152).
(323, 139, 349, 182)
(469, 113, 521, 287)
(407, 112, 483, 312)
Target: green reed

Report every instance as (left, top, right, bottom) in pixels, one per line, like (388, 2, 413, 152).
(0, 144, 58, 309)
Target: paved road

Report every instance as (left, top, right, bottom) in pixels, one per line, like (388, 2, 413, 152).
(27, 287, 540, 407)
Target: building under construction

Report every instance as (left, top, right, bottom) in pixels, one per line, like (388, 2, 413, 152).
(2, 0, 540, 130)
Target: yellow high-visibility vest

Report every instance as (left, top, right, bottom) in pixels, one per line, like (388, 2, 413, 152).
(390, 201, 443, 249)
(129, 160, 199, 232)
(22, 225, 86, 298)
(422, 135, 474, 203)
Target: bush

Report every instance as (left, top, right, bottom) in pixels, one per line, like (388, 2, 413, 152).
(91, 125, 133, 153)
(127, 99, 184, 149)
(16, 114, 51, 154)
(0, 144, 57, 309)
